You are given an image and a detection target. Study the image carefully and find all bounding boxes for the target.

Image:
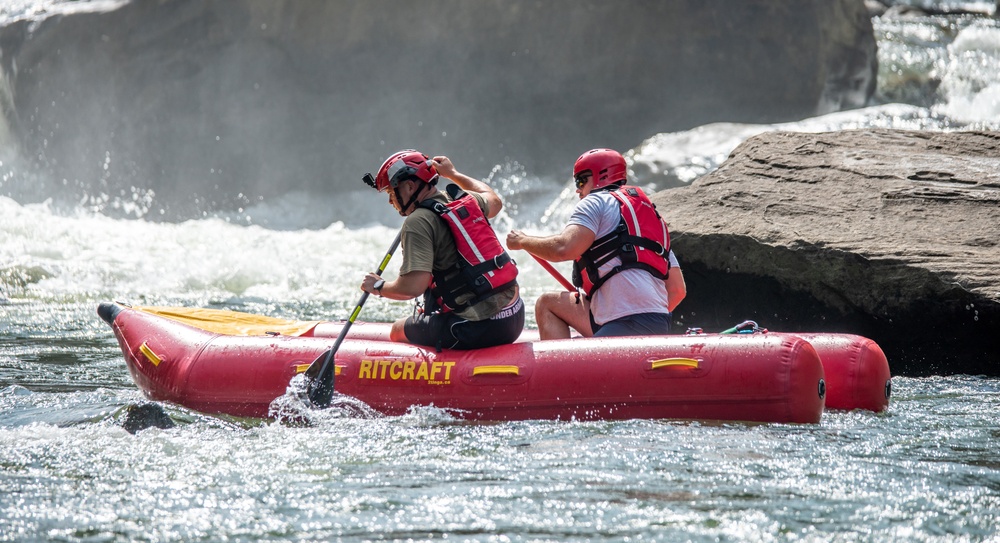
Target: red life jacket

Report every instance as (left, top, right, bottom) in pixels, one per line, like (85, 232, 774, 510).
(418, 185, 518, 312)
(572, 185, 670, 299)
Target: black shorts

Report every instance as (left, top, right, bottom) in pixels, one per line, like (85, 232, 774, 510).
(404, 296, 525, 350)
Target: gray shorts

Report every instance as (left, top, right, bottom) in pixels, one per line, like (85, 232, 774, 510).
(591, 311, 671, 337)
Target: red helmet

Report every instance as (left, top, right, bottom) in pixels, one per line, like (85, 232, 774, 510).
(372, 150, 438, 192)
(573, 148, 627, 189)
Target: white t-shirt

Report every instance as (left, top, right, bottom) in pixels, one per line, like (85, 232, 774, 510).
(569, 191, 679, 325)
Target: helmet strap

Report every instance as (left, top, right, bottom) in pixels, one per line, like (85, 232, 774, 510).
(396, 177, 435, 216)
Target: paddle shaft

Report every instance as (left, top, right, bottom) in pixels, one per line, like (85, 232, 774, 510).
(306, 232, 402, 407)
(530, 254, 577, 293)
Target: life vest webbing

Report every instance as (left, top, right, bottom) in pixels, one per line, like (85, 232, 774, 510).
(572, 185, 670, 299)
(418, 187, 518, 312)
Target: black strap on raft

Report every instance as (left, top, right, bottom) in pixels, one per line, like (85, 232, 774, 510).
(687, 321, 768, 335)
(721, 320, 768, 334)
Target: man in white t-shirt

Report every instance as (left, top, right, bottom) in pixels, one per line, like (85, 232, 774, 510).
(506, 149, 686, 339)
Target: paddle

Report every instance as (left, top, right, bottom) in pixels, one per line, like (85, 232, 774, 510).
(304, 232, 402, 408)
(529, 254, 577, 293)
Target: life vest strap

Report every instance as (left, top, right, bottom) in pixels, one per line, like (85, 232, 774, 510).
(571, 185, 671, 299)
(419, 188, 518, 313)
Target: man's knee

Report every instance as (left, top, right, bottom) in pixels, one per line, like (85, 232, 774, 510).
(389, 318, 409, 342)
(534, 292, 560, 315)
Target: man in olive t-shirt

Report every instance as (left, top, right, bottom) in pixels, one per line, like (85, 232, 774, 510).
(360, 151, 524, 350)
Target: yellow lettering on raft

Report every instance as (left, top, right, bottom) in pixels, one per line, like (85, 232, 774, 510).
(355, 360, 457, 385)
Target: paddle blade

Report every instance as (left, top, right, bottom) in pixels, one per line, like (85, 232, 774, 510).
(304, 349, 335, 408)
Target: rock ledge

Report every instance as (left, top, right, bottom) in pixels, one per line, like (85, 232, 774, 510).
(651, 129, 1000, 376)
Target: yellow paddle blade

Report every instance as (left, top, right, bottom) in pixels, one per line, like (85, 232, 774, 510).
(135, 306, 321, 337)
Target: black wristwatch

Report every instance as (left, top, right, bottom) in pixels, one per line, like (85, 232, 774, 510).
(372, 279, 385, 296)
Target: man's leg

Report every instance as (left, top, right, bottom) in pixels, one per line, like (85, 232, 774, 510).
(390, 317, 409, 342)
(397, 311, 462, 350)
(535, 291, 593, 340)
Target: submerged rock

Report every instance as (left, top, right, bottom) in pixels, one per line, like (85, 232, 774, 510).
(120, 402, 175, 434)
(653, 129, 1000, 376)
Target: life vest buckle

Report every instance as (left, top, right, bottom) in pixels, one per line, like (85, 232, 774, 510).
(492, 253, 509, 269)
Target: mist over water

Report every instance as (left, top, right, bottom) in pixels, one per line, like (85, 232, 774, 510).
(2, 1, 1000, 541)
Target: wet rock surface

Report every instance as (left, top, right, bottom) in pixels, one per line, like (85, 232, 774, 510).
(653, 129, 1000, 376)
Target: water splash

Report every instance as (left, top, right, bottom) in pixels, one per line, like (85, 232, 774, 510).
(936, 21, 1000, 123)
(269, 374, 383, 427)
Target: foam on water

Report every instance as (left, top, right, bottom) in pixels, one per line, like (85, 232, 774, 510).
(1, 194, 582, 328)
(0, 196, 397, 309)
(0, 0, 127, 25)
(936, 22, 1000, 123)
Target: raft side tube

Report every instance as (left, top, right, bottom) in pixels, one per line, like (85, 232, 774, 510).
(797, 333, 891, 412)
(332, 334, 825, 423)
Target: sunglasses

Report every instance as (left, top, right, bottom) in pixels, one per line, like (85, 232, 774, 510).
(574, 174, 592, 189)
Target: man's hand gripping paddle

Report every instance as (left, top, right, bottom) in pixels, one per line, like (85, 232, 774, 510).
(304, 231, 402, 408)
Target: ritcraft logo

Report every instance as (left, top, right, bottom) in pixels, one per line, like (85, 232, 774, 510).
(358, 359, 456, 385)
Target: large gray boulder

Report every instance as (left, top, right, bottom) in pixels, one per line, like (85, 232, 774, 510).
(651, 129, 1000, 376)
(0, 0, 876, 218)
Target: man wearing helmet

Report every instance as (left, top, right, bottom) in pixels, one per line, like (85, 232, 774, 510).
(506, 148, 686, 339)
(360, 150, 524, 350)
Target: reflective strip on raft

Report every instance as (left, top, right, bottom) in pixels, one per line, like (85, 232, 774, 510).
(139, 342, 162, 367)
(472, 365, 520, 376)
(650, 358, 700, 370)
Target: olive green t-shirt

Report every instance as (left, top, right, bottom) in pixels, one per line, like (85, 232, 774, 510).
(399, 190, 517, 321)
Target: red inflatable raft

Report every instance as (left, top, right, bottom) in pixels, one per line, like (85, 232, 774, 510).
(97, 302, 890, 423)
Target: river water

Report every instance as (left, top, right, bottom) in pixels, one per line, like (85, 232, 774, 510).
(2, 2, 1000, 541)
